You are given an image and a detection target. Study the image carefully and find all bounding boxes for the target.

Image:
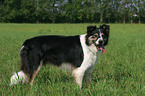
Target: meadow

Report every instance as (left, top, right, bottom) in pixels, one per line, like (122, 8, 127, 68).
(0, 23, 144, 96)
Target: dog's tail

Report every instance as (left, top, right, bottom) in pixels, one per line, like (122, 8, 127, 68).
(9, 70, 27, 85)
(10, 45, 29, 85)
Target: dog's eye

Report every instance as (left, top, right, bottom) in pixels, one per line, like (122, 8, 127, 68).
(102, 35, 107, 39)
(91, 36, 96, 38)
(94, 35, 98, 37)
(94, 33, 98, 37)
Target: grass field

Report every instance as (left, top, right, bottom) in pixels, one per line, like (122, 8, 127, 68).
(0, 23, 144, 96)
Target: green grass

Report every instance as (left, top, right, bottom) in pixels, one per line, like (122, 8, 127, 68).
(0, 23, 145, 96)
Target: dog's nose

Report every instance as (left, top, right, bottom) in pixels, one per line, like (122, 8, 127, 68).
(99, 40, 103, 44)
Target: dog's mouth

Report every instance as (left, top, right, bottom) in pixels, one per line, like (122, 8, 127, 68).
(96, 44, 105, 54)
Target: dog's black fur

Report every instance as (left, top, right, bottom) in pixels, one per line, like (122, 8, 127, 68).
(17, 24, 110, 86)
(20, 35, 84, 78)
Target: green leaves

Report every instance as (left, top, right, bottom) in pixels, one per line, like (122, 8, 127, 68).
(0, 0, 145, 23)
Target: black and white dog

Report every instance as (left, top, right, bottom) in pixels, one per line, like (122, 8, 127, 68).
(10, 24, 110, 88)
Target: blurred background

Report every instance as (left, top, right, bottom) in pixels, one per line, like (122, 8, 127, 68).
(0, 0, 145, 23)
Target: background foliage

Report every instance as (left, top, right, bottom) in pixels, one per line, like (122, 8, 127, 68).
(0, 0, 145, 23)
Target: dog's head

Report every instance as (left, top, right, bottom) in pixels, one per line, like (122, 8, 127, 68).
(86, 24, 110, 54)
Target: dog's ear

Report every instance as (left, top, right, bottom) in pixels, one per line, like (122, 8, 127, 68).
(100, 24, 110, 34)
(100, 24, 110, 30)
(86, 25, 97, 46)
(87, 25, 97, 35)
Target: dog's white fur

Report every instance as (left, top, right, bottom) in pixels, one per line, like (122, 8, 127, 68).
(10, 34, 101, 88)
(10, 71, 27, 85)
(10, 46, 27, 85)
(72, 34, 101, 88)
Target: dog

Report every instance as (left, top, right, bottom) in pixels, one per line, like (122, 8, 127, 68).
(10, 24, 110, 88)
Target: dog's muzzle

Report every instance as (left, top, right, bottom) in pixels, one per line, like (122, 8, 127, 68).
(96, 44, 105, 54)
(94, 38, 105, 54)
(94, 39, 105, 54)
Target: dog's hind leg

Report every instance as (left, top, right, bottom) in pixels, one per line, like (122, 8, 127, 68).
(20, 46, 43, 86)
(30, 61, 43, 87)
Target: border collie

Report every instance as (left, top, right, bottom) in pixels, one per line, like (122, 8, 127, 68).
(10, 24, 110, 88)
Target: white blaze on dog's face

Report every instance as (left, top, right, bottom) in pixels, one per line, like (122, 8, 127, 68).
(95, 29, 104, 45)
(92, 29, 105, 54)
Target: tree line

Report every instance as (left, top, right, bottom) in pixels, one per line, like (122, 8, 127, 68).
(0, 0, 145, 23)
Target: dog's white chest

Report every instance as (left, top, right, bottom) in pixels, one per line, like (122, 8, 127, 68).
(86, 49, 100, 67)
(80, 34, 100, 70)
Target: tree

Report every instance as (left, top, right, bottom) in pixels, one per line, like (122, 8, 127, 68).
(128, 0, 137, 23)
(98, 0, 105, 23)
(137, 0, 145, 24)
(0, 0, 145, 23)
(119, 0, 126, 24)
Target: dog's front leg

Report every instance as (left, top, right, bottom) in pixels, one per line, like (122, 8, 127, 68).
(84, 66, 94, 83)
(72, 60, 93, 88)
(72, 67, 85, 88)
